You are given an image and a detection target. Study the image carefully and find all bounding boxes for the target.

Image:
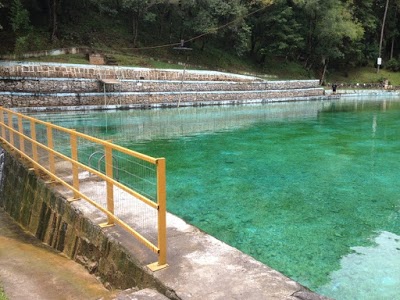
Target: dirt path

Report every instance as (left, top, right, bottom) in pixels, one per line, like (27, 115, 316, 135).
(0, 209, 118, 300)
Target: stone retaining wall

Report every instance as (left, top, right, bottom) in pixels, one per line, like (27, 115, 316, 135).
(0, 77, 320, 93)
(0, 145, 170, 294)
(0, 88, 325, 108)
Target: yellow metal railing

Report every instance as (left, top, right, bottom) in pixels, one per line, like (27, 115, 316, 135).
(0, 106, 167, 271)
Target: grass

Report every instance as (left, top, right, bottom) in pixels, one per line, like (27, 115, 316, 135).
(262, 58, 315, 80)
(0, 286, 7, 300)
(327, 66, 400, 86)
(26, 53, 89, 64)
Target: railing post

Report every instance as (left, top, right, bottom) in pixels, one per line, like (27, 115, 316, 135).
(70, 130, 80, 200)
(0, 108, 5, 139)
(30, 119, 38, 172)
(103, 144, 115, 226)
(18, 115, 25, 153)
(156, 158, 167, 268)
(47, 126, 55, 174)
(7, 111, 14, 147)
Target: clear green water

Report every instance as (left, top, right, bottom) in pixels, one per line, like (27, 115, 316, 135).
(32, 98, 400, 300)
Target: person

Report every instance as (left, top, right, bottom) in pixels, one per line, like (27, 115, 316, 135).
(332, 83, 337, 94)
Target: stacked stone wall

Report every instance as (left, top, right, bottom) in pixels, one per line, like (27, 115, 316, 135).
(0, 88, 325, 108)
(1, 77, 100, 93)
(0, 145, 168, 292)
(0, 77, 320, 93)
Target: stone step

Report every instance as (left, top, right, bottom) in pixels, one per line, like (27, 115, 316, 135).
(106, 56, 118, 66)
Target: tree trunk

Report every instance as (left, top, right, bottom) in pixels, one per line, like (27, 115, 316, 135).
(132, 12, 139, 47)
(50, 0, 58, 43)
(132, 12, 138, 48)
(390, 9, 397, 60)
(378, 0, 390, 73)
(201, 38, 206, 51)
(390, 36, 395, 60)
(320, 58, 328, 85)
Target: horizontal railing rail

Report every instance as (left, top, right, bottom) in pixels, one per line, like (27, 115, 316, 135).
(0, 106, 167, 271)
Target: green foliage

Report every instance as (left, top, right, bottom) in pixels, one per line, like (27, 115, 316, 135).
(9, 0, 31, 33)
(0, 286, 7, 300)
(233, 23, 251, 56)
(2, 0, 400, 81)
(14, 34, 28, 54)
(254, 1, 304, 61)
(179, 0, 249, 55)
(297, 0, 364, 61)
(385, 58, 400, 71)
(8, 0, 34, 55)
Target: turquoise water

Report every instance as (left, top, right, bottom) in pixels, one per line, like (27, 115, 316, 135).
(32, 98, 400, 299)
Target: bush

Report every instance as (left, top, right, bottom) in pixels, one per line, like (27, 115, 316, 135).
(385, 59, 400, 72)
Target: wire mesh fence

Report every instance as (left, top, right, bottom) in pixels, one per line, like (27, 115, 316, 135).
(0, 106, 167, 270)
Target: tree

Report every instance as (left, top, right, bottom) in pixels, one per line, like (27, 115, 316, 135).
(49, 0, 61, 42)
(386, 1, 400, 60)
(293, 0, 364, 83)
(9, 0, 33, 54)
(249, 0, 304, 63)
(121, 0, 160, 47)
(32, 0, 61, 43)
(180, 0, 249, 54)
(9, 0, 31, 33)
(349, 0, 378, 65)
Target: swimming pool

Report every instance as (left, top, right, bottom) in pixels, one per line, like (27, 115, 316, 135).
(32, 98, 400, 300)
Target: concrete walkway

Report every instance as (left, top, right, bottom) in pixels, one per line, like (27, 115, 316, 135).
(63, 178, 331, 300)
(0, 208, 118, 300)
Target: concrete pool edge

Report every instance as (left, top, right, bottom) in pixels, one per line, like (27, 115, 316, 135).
(0, 143, 331, 300)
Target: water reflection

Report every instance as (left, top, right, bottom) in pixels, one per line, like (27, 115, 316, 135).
(31, 101, 332, 143)
(318, 231, 400, 300)
(30, 98, 400, 145)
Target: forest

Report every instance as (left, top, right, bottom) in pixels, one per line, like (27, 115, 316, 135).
(0, 0, 399, 83)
